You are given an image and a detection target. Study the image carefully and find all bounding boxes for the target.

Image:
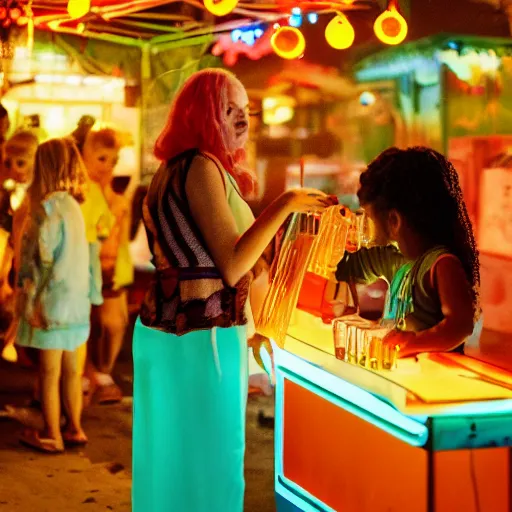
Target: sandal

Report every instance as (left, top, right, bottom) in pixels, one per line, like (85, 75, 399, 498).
(2, 405, 45, 430)
(82, 376, 97, 409)
(62, 430, 88, 447)
(95, 383, 123, 405)
(19, 428, 64, 454)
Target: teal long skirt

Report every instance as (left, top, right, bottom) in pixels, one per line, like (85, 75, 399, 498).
(132, 318, 248, 512)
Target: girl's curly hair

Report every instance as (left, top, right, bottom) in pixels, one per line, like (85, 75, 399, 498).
(357, 146, 480, 318)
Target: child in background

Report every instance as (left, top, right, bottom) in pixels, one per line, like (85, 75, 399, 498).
(1, 130, 39, 362)
(79, 172, 114, 405)
(336, 146, 480, 357)
(82, 126, 133, 404)
(16, 138, 91, 453)
(0, 103, 10, 150)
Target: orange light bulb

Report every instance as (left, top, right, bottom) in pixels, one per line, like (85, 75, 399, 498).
(204, 0, 238, 17)
(67, 0, 90, 19)
(374, 4, 408, 46)
(325, 12, 355, 50)
(271, 26, 305, 60)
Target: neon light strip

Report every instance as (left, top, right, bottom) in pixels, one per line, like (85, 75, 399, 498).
(274, 346, 429, 446)
(101, 0, 175, 19)
(46, 19, 145, 46)
(276, 478, 332, 512)
(274, 371, 335, 512)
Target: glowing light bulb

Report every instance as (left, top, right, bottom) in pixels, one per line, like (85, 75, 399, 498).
(289, 13, 302, 28)
(359, 91, 376, 106)
(374, 3, 408, 46)
(67, 0, 90, 18)
(271, 26, 305, 60)
(308, 13, 318, 24)
(231, 29, 242, 42)
(9, 8, 21, 20)
(204, 0, 238, 17)
(325, 12, 355, 50)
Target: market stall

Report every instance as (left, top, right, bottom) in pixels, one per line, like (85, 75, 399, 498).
(257, 211, 512, 512)
(274, 312, 512, 512)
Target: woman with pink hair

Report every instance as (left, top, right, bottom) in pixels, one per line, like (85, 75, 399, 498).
(132, 68, 333, 511)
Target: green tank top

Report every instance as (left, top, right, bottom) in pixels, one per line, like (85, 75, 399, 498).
(225, 171, 256, 336)
(225, 172, 254, 234)
(337, 245, 452, 332)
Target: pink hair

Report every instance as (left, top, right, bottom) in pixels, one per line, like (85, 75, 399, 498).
(154, 68, 254, 196)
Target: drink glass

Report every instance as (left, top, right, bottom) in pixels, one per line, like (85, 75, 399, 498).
(333, 318, 348, 361)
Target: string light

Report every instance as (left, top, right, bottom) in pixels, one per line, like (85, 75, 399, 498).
(230, 25, 265, 46)
(307, 13, 318, 24)
(374, 1, 408, 46)
(271, 25, 305, 60)
(359, 91, 376, 106)
(204, 0, 238, 17)
(67, 0, 91, 19)
(289, 7, 302, 28)
(325, 12, 355, 50)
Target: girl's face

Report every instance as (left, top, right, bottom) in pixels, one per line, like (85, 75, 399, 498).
(2, 145, 36, 184)
(223, 78, 249, 153)
(83, 145, 119, 186)
(363, 203, 402, 246)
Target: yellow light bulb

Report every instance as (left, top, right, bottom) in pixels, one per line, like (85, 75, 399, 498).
(67, 0, 90, 19)
(325, 12, 355, 50)
(203, 0, 238, 17)
(374, 4, 408, 46)
(271, 26, 305, 60)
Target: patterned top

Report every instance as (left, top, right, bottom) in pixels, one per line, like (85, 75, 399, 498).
(139, 149, 252, 335)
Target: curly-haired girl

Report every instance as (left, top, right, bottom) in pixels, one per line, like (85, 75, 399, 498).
(336, 146, 480, 357)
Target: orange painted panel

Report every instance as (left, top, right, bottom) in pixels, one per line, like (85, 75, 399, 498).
(281, 378, 510, 512)
(282, 378, 428, 512)
(434, 449, 510, 512)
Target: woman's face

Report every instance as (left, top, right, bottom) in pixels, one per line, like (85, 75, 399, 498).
(223, 78, 249, 152)
(83, 145, 119, 186)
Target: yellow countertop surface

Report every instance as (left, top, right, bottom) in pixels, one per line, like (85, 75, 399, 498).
(284, 309, 512, 415)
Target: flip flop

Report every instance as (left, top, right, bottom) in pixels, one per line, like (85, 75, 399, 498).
(95, 383, 123, 405)
(19, 428, 64, 454)
(62, 430, 88, 447)
(82, 376, 98, 409)
(2, 405, 45, 430)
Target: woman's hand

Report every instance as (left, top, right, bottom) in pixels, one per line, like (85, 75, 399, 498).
(248, 333, 274, 376)
(282, 188, 338, 215)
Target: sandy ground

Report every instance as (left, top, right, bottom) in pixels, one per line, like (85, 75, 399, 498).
(0, 360, 276, 512)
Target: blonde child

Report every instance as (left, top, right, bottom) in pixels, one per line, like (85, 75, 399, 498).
(82, 126, 133, 404)
(16, 138, 91, 453)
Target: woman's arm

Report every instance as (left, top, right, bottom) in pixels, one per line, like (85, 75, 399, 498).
(186, 156, 332, 287)
(387, 257, 475, 357)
